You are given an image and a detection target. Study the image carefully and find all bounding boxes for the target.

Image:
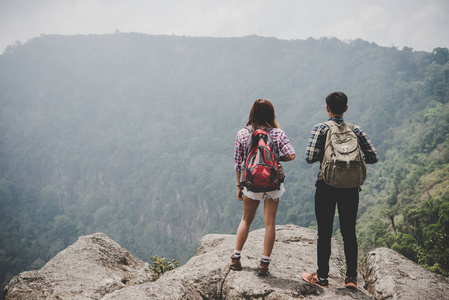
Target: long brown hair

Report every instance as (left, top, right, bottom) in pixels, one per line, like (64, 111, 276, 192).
(246, 99, 279, 129)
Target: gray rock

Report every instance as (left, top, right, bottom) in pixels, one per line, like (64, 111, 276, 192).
(5, 225, 449, 299)
(4, 233, 154, 300)
(364, 247, 449, 300)
(103, 224, 374, 299)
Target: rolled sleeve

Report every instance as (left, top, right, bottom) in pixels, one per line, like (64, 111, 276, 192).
(276, 129, 296, 157)
(234, 128, 249, 172)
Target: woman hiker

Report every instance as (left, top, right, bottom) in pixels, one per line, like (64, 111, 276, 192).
(230, 99, 296, 276)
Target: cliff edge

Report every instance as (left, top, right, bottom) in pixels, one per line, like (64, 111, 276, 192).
(4, 225, 449, 299)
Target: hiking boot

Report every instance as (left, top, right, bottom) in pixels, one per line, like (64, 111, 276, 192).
(302, 272, 329, 288)
(344, 276, 357, 289)
(258, 260, 270, 276)
(229, 256, 242, 271)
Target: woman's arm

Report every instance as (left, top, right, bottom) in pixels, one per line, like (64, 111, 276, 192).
(236, 172, 243, 201)
(275, 129, 295, 161)
(280, 154, 295, 162)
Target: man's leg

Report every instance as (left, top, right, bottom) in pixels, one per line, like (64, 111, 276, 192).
(336, 187, 359, 277)
(315, 181, 337, 279)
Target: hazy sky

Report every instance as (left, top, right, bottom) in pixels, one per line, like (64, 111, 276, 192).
(1, 0, 448, 53)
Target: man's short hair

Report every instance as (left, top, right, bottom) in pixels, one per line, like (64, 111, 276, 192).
(326, 92, 348, 115)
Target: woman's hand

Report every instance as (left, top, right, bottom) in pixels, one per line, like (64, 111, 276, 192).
(236, 172, 243, 201)
(237, 186, 243, 201)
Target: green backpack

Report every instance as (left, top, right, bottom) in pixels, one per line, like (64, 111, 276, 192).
(321, 121, 366, 188)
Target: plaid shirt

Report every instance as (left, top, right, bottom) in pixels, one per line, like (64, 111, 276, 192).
(305, 116, 379, 166)
(235, 127, 295, 172)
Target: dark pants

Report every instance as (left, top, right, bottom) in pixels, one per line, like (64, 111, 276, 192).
(315, 180, 359, 278)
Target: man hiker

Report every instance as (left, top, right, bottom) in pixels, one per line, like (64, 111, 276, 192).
(302, 92, 378, 289)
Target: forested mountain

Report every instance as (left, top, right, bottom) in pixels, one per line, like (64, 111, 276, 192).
(0, 33, 448, 292)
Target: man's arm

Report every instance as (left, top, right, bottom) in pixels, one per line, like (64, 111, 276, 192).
(305, 123, 327, 164)
(354, 126, 379, 164)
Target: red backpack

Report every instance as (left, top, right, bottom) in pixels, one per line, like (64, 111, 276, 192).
(240, 126, 283, 192)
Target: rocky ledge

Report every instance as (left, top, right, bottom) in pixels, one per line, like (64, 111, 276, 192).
(4, 224, 449, 299)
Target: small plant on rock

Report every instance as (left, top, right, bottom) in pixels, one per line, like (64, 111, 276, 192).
(151, 255, 179, 279)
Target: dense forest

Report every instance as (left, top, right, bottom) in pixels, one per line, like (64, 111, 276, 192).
(0, 33, 448, 293)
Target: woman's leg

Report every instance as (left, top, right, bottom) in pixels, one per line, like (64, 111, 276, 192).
(263, 198, 279, 256)
(235, 194, 260, 251)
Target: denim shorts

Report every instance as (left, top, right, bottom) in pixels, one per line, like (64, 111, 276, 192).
(242, 183, 285, 201)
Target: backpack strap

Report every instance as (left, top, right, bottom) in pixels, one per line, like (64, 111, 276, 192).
(324, 120, 355, 133)
(243, 126, 277, 162)
(243, 125, 259, 164)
